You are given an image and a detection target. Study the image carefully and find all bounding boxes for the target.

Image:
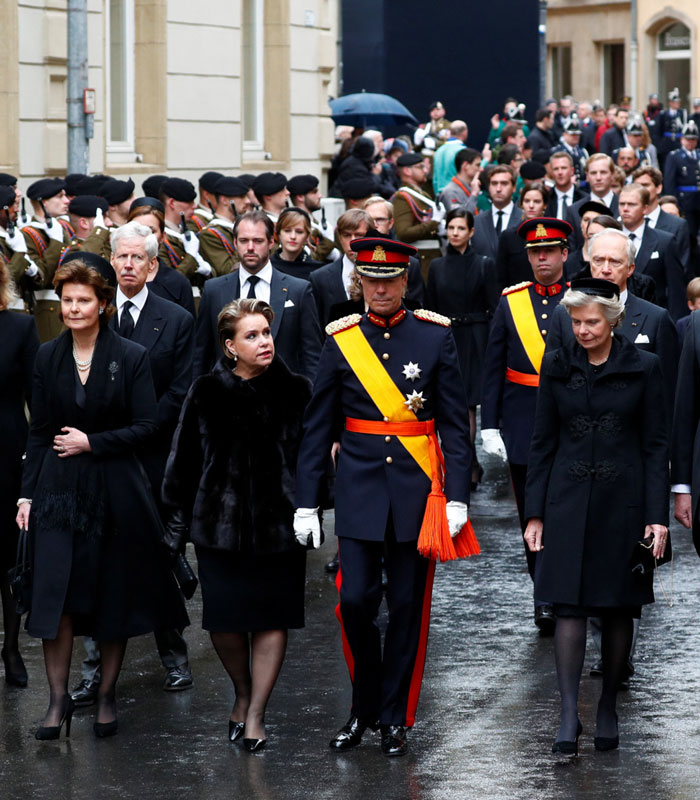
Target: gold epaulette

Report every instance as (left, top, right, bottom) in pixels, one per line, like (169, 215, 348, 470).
(502, 281, 533, 296)
(326, 314, 363, 336)
(413, 308, 451, 327)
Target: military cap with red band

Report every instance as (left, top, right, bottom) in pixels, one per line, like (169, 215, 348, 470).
(517, 216, 573, 248)
(350, 237, 417, 278)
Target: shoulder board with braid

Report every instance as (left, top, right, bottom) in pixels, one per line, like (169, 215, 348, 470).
(413, 309, 451, 327)
(325, 314, 362, 336)
(502, 281, 533, 296)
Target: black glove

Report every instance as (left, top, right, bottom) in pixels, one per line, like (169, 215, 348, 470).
(162, 507, 189, 556)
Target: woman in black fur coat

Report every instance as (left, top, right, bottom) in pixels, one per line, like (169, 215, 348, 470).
(163, 298, 312, 752)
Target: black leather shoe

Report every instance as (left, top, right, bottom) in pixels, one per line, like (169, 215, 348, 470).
(380, 725, 407, 757)
(329, 715, 376, 750)
(325, 555, 340, 574)
(163, 665, 193, 692)
(71, 678, 100, 707)
(534, 605, 556, 636)
(228, 721, 245, 742)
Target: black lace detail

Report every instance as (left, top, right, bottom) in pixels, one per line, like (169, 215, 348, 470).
(567, 460, 620, 483)
(569, 412, 622, 440)
(566, 372, 586, 390)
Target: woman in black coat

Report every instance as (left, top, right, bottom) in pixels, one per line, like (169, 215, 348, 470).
(426, 208, 499, 487)
(524, 278, 669, 756)
(17, 261, 188, 740)
(270, 208, 324, 282)
(162, 298, 312, 753)
(0, 265, 39, 687)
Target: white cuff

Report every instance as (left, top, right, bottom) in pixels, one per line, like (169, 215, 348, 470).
(672, 484, 692, 494)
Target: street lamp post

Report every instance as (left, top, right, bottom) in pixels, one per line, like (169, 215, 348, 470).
(66, 0, 90, 173)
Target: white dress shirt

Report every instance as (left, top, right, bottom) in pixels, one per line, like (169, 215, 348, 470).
(591, 190, 616, 208)
(621, 222, 645, 256)
(555, 188, 574, 220)
(492, 201, 514, 231)
(239, 261, 273, 303)
(116, 284, 149, 327)
(341, 255, 356, 300)
(645, 205, 661, 228)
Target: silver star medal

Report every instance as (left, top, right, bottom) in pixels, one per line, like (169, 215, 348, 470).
(402, 361, 422, 382)
(404, 390, 425, 412)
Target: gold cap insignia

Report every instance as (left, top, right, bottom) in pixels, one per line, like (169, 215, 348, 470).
(371, 246, 387, 262)
(535, 224, 548, 238)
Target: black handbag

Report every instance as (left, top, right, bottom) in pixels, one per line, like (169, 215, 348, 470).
(7, 526, 32, 615)
(172, 552, 198, 600)
(630, 534, 672, 576)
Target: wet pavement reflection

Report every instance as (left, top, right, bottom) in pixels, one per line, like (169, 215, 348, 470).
(1, 453, 698, 799)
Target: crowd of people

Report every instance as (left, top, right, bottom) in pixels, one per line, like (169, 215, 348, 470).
(1, 87, 700, 759)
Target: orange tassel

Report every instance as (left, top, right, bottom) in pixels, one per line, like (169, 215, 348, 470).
(417, 488, 458, 562)
(453, 520, 481, 558)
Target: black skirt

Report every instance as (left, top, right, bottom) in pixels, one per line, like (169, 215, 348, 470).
(553, 603, 641, 620)
(195, 545, 306, 633)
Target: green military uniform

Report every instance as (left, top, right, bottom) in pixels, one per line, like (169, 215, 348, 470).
(198, 218, 239, 275)
(159, 226, 202, 280)
(189, 206, 213, 234)
(64, 224, 112, 262)
(307, 226, 337, 263)
(391, 185, 441, 281)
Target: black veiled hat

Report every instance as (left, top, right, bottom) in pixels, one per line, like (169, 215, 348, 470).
(569, 277, 620, 299)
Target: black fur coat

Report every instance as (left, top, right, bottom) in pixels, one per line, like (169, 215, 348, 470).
(162, 356, 312, 555)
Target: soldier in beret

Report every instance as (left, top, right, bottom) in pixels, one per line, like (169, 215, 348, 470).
(0, 185, 40, 302)
(252, 172, 289, 225)
(142, 175, 168, 200)
(288, 174, 338, 263)
(295, 237, 472, 757)
(62, 195, 111, 262)
(198, 176, 252, 276)
(159, 177, 213, 283)
(98, 177, 135, 227)
(341, 176, 377, 210)
(190, 171, 224, 232)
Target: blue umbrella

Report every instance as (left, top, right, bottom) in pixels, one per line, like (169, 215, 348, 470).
(329, 92, 418, 128)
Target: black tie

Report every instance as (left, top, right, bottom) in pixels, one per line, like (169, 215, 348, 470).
(246, 275, 260, 299)
(560, 195, 569, 220)
(495, 210, 504, 235)
(119, 300, 134, 338)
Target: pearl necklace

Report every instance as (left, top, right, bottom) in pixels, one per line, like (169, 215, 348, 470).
(72, 345, 93, 372)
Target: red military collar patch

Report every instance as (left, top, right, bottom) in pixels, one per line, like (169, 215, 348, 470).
(367, 308, 407, 328)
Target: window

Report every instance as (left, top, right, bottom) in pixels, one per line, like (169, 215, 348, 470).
(106, 0, 135, 159)
(657, 22, 691, 106)
(242, 0, 264, 153)
(601, 43, 624, 106)
(550, 46, 572, 99)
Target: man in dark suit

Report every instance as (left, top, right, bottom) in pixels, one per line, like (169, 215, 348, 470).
(598, 107, 629, 156)
(618, 183, 686, 320)
(194, 210, 322, 381)
(566, 154, 620, 249)
(71, 222, 196, 706)
(471, 166, 523, 260)
(545, 151, 586, 219)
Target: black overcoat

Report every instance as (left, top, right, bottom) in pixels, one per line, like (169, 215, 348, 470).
(162, 356, 312, 555)
(525, 336, 669, 607)
(21, 328, 189, 640)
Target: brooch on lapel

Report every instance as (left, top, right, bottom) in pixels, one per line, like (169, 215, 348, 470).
(108, 361, 119, 382)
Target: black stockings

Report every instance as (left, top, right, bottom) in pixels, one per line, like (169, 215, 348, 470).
(0, 571, 24, 674)
(597, 615, 633, 738)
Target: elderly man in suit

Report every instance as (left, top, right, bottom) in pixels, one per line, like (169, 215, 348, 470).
(194, 210, 322, 381)
(471, 166, 523, 260)
(71, 222, 196, 706)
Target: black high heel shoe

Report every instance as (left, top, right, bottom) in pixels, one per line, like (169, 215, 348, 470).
(552, 720, 583, 756)
(94, 697, 119, 738)
(228, 721, 244, 742)
(243, 737, 266, 753)
(1, 648, 28, 688)
(594, 713, 619, 751)
(35, 698, 75, 740)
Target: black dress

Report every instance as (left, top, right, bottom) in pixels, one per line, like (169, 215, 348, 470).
(271, 250, 323, 282)
(425, 244, 500, 405)
(163, 356, 312, 633)
(22, 328, 189, 640)
(0, 311, 39, 567)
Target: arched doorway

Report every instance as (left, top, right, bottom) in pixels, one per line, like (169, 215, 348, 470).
(656, 21, 691, 105)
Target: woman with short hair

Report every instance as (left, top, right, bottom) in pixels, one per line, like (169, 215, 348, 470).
(524, 277, 669, 755)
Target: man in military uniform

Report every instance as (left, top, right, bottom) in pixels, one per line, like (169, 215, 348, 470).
(252, 172, 289, 226)
(190, 171, 223, 232)
(159, 177, 212, 284)
(663, 121, 700, 262)
(481, 217, 573, 633)
(656, 88, 687, 167)
(142, 174, 168, 200)
(413, 101, 451, 151)
(98, 177, 135, 227)
(551, 117, 589, 187)
(624, 117, 657, 168)
(197, 176, 250, 275)
(391, 153, 444, 280)
(62, 195, 110, 258)
(287, 174, 338, 263)
(0, 185, 39, 306)
(294, 237, 471, 757)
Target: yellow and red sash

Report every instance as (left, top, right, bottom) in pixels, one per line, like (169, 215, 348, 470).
(332, 323, 479, 562)
(505, 288, 545, 384)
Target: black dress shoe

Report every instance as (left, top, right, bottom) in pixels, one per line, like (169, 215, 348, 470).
(163, 665, 193, 691)
(380, 725, 407, 757)
(1, 649, 28, 688)
(594, 712, 619, 751)
(243, 737, 266, 752)
(534, 605, 556, 636)
(325, 555, 340, 574)
(329, 715, 376, 750)
(228, 721, 245, 742)
(71, 678, 100, 707)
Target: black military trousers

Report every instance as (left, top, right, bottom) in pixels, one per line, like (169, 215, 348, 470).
(337, 519, 433, 727)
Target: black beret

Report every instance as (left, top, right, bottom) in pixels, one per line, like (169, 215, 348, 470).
(214, 176, 248, 197)
(0, 173, 17, 187)
(73, 175, 107, 196)
(199, 171, 224, 192)
(578, 200, 613, 218)
(340, 177, 376, 200)
(237, 174, 256, 189)
(99, 177, 135, 205)
(0, 186, 16, 207)
(27, 178, 66, 201)
(130, 196, 165, 214)
(65, 173, 88, 195)
(68, 194, 109, 217)
(570, 277, 620, 298)
(519, 160, 547, 180)
(287, 174, 319, 196)
(160, 177, 196, 202)
(60, 250, 117, 287)
(252, 172, 288, 197)
(142, 175, 169, 199)
(396, 152, 424, 167)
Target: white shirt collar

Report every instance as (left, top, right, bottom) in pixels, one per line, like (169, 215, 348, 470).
(493, 201, 513, 225)
(620, 288, 628, 304)
(592, 190, 615, 207)
(116, 283, 149, 312)
(645, 205, 660, 227)
(555, 186, 573, 199)
(239, 261, 273, 287)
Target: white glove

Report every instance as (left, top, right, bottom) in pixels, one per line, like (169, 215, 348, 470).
(437, 220, 446, 237)
(414, 127, 427, 147)
(182, 231, 200, 257)
(46, 218, 64, 243)
(24, 259, 39, 278)
(481, 428, 507, 461)
(94, 207, 106, 229)
(446, 501, 469, 538)
(195, 256, 213, 277)
(5, 227, 27, 253)
(431, 201, 445, 224)
(294, 507, 321, 549)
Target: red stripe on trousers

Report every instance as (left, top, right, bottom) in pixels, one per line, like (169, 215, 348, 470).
(404, 559, 435, 727)
(334, 564, 355, 681)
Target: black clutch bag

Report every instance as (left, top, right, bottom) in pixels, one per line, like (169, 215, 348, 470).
(630, 534, 672, 576)
(8, 527, 32, 615)
(172, 552, 198, 600)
